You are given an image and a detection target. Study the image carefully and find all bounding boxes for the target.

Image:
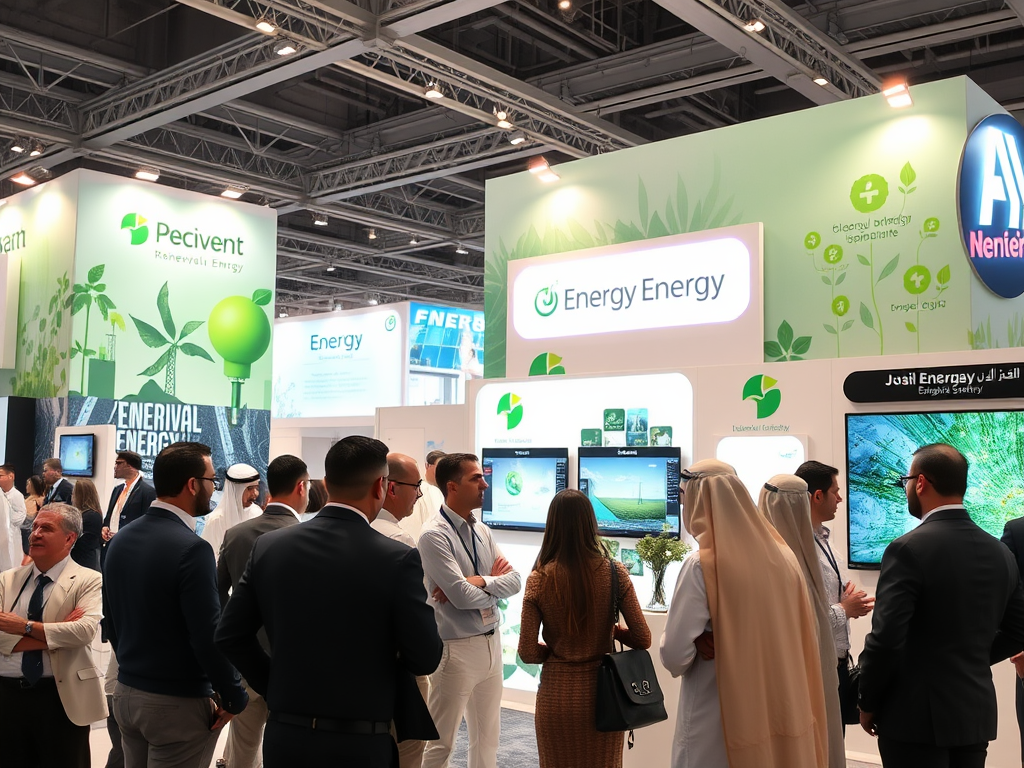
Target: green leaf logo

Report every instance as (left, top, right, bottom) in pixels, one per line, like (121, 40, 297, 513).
(742, 374, 782, 419)
(384, 314, 397, 332)
(528, 352, 566, 376)
(849, 174, 889, 213)
(505, 470, 523, 496)
(120, 212, 149, 245)
(496, 392, 524, 430)
(903, 265, 931, 294)
(534, 286, 558, 317)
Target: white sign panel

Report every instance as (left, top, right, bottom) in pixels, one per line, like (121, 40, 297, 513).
(505, 223, 763, 377)
(272, 308, 403, 418)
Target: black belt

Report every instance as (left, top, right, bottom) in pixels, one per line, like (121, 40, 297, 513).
(269, 712, 390, 734)
(482, 629, 495, 637)
(0, 676, 56, 689)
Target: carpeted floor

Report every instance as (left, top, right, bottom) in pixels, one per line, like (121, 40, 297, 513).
(450, 708, 539, 768)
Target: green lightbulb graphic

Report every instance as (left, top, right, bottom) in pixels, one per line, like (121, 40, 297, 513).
(208, 289, 273, 424)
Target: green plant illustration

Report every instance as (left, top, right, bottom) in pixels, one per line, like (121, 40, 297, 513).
(969, 314, 1024, 350)
(805, 235, 853, 355)
(897, 162, 917, 216)
(856, 244, 900, 355)
(10, 272, 72, 397)
(904, 217, 950, 352)
(66, 264, 117, 394)
(131, 282, 214, 397)
(106, 311, 126, 361)
(764, 320, 811, 362)
(485, 162, 742, 378)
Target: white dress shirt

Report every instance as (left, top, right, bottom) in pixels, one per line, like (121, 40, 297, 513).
(814, 524, 850, 656)
(150, 499, 197, 532)
(0, 555, 72, 679)
(371, 509, 416, 547)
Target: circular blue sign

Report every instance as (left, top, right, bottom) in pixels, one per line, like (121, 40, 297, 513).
(959, 114, 1024, 299)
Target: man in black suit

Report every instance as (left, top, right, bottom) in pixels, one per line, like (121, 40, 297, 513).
(104, 441, 248, 768)
(101, 450, 157, 548)
(41, 458, 73, 505)
(859, 443, 1024, 768)
(1001, 510, 1024, 761)
(215, 454, 308, 768)
(217, 436, 443, 768)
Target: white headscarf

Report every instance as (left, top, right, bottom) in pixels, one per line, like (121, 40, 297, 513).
(201, 463, 261, 558)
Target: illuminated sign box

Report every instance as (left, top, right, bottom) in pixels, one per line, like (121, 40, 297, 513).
(505, 223, 763, 376)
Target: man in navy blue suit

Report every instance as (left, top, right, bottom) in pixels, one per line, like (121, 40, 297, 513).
(104, 442, 247, 768)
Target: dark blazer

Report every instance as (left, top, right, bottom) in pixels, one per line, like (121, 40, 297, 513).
(103, 504, 248, 713)
(71, 508, 102, 572)
(45, 477, 73, 505)
(103, 477, 157, 532)
(860, 507, 1024, 746)
(1001, 516, 1024, 581)
(216, 504, 443, 724)
(217, 503, 298, 610)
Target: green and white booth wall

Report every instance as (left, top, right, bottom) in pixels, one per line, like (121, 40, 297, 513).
(463, 76, 1024, 767)
(0, 169, 277, 496)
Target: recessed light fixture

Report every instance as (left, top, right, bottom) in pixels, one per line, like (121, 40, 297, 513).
(221, 184, 247, 199)
(10, 141, 25, 154)
(508, 131, 527, 145)
(11, 172, 36, 186)
(312, 212, 328, 226)
(558, 0, 572, 9)
(424, 82, 444, 99)
(367, 228, 377, 240)
(743, 19, 765, 32)
(274, 40, 297, 56)
(528, 156, 560, 183)
(882, 80, 913, 109)
(813, 76, 829, 86)
(255, 18, 276, 34)
(135, 167, 160, 182)
(455, 244, 469, 255)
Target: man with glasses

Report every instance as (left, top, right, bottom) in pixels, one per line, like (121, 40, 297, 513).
(104, 441, 248, 768)
(858, 443, 1024, 768)
(214, 455, 308, 768)
(101, 451, 156, 550)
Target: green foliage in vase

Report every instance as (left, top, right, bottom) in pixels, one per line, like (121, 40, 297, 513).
(635, 532, 691, 572)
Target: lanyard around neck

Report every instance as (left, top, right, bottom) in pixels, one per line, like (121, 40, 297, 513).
(439, 508, 480, 576)
(814, 536, 842, 594)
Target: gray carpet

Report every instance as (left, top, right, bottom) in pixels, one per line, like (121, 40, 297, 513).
(450, 708, 539, 768)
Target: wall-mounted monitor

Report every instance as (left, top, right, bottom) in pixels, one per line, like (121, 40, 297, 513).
(578, 446, 681, 538)
(480, 448, 569, 532)
(846, 410, 1024, 569)
(59, 433, 95, 478)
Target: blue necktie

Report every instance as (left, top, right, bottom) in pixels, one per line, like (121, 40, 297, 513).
(21, 574, 51, 686)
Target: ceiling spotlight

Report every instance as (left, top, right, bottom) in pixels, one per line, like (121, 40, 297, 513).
(11, 172, 36, 186)
(883, 80, 913, 109)
(743, 19, 765, 32)
(333, 302, 343, 312)
(326, 263, 336, 272)
(135, 167, 160, 182)
(455, 244, 469, 255)
(367, 297, 379, 306)
(494, 109, 513, 130)
(278, 310, 288, 318)
(508, 131, 527, 145)
(424, 82, 444, 99)
(10, 141, 25, 154)
(221, 184, 247, 199)
(558, 0, 572, 9)
(409, 235, 419, 245)
(29, 142, 43, 157)
(273, 40, 298, 56)
(528, 156, 560, 183)
(367, 228, 377, 240)
(812, 76, 829, 86)
(255, 18, 276, 34)
(312, 212, 328, 226)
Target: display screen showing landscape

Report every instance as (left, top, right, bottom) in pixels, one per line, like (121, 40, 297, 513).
(59, 433, 95, 477)
(578, 447, 681, 538)
(481, 448, 569, 532)
(847, 410, 1024, 568)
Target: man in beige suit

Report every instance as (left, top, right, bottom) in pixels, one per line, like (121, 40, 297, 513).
(0, 503, 106, 768)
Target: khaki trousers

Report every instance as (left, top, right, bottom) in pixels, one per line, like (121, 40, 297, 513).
(395, 675, 431, 768)
(222, 682, 269, 768)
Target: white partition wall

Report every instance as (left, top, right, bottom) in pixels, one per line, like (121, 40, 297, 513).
(52, 424, 117, 507)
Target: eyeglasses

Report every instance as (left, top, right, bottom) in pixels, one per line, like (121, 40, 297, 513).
(892, 474, 931, 489)
(391, 479, 423, 498)
(194, 475, 223, 491)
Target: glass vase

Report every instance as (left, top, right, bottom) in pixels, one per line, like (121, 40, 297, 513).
(647, 565, 669, 612)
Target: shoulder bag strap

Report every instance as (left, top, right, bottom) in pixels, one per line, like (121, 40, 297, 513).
(608, 556, 621, 652)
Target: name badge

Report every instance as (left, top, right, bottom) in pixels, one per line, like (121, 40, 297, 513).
(480, 606, 496, 625)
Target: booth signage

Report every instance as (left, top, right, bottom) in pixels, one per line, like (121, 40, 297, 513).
(958, 114, 1024, 299)
(843, 363, 1023, 402)
(510, 234, 752, 340)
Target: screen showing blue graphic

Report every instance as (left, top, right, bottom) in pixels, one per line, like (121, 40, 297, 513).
(578, 447, 681, 538)
(481, 448, 568, 532)
(59, 434, 95, 477)
(846, 410, 1024, 568)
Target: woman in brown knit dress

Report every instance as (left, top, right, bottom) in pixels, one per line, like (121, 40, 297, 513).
(518, 489, 652, 768)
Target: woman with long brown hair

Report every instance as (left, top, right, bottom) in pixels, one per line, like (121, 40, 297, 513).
(518, 489, 651, 767)
(70, 478, 103, 571)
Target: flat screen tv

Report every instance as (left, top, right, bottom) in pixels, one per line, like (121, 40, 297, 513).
(480, 448, 569, 532)
(578, 446, 681, 538)
(59, 433, 95, 478)
(846, 409, 1024, 569)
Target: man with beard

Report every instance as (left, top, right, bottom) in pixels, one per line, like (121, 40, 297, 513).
(104, 442, 248, 768)
(858, 443, 1024, 768)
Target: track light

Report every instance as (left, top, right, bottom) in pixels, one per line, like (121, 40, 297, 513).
(333, 303, 342, 312)
(455, 244, 469, 255)
(312, 212, 328, 226)
(11, 172, 36, 186)
(221, 184, 247, 199)
(326, 263, 336, 272)
(409, 235, 419, 245)
(255, 18, 276, 34)
(494, 109, 513, 130)
(812, 76, 829, 86)
(558, 0, 572, 9)
(367, 297, 379, 306)
(135, 167, 160, 182)
(278, 310, 288, 318)
(883, 80, 913, 109)
(274, 40, 297, 56)
(508, 131, 527, 145)
(424, 82, 444, 99)
(29, 142, 43, 157)
(528, 157, 560, 183)
(367, 228, 377, 240)
(743, 19, 765, 32)
(10, 141, 24, 154)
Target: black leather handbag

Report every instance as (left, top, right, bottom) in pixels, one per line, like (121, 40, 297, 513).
(595, 557, 668, 746)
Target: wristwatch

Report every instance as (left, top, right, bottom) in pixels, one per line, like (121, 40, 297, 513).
(23, 621, 33, 636)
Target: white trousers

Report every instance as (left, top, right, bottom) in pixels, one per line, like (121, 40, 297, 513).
(221, 683, 268, 768)
(421, 632, 502, 768)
